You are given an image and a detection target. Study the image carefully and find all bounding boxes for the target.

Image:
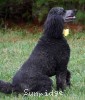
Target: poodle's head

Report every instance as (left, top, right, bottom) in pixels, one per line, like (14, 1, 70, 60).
(44, 7, 77, 39)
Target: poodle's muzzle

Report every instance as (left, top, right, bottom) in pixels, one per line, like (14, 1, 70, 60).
(63, 9, 77, 22)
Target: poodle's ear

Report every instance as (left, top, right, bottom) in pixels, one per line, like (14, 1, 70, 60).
(44, 15, 64, 39)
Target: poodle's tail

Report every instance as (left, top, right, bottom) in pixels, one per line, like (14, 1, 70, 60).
(0, 80, 13, 94)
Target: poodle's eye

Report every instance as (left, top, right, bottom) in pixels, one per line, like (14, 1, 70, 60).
(60, 9, 66, 15)
(63, 10, 66, 13)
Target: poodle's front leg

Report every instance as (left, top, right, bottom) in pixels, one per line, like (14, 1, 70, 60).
(56, 70, 67, 92)
(66, 70, 71, 87)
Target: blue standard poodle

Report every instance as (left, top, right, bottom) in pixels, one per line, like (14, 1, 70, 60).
(0, 7, 77, 94)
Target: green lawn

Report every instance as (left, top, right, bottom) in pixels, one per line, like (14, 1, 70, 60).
(0, 29, 85, 100)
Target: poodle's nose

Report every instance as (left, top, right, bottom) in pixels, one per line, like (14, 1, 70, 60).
(71, 9, 77, 16)
(73, 9, 77, 14)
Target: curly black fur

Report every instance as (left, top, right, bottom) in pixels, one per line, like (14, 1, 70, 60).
(0, 7, 71, 94)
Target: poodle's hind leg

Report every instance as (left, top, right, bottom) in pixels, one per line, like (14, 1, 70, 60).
(56, 70, 67, 92)
(28, 75, 53, 94)
(66, 70, 71, 87)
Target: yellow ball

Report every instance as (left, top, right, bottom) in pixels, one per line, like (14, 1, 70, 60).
(63, 29, 69, 36)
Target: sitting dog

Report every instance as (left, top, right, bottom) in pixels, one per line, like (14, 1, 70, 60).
(0, 7, 77, 94)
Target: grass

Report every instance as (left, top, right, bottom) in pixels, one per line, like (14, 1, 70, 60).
(0, 29, 85, 100)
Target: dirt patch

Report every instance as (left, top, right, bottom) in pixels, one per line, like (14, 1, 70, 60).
(64, 23, 85, 33)
(2, 20, 85, 34)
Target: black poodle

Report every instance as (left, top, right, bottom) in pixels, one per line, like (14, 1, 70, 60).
(0, 7, 77, 94)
